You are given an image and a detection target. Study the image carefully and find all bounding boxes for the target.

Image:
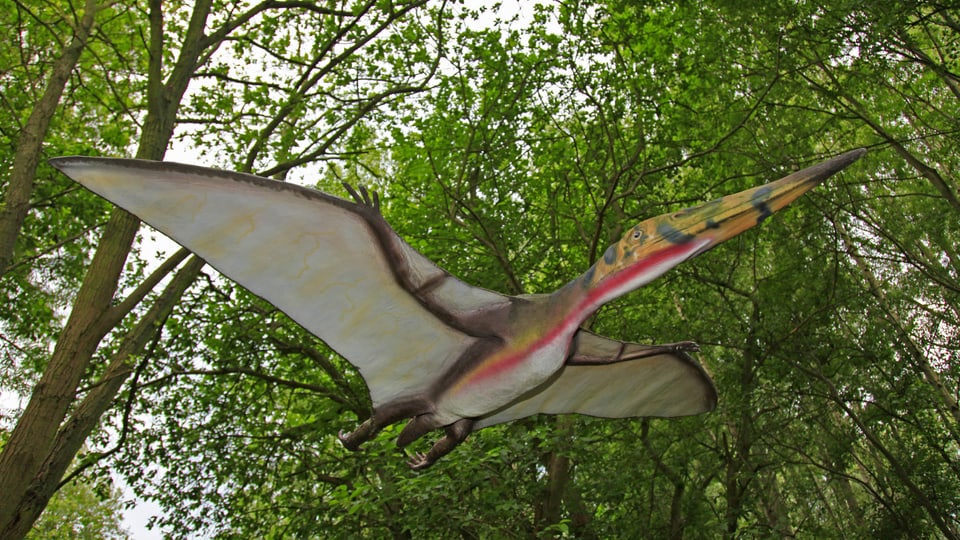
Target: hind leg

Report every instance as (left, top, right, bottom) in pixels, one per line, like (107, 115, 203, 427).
(407, 418, 474, 470)
(396, 413, 444, 448)
(338, 397, 430, 451)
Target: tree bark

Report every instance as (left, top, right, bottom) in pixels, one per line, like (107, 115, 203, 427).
(0, 207, 140, 536)
(724, 303, 760, 540)
(536, 448, 572, 534)
(2, 255, 202, 539)
(759, 471, 794, 538)
(534, 416, 580, 537)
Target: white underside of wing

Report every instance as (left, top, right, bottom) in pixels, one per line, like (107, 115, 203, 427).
(59, 158, 498, 407)
(474, 336, 716, 429)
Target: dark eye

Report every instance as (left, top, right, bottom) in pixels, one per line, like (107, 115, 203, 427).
(632, 229, 643, 240)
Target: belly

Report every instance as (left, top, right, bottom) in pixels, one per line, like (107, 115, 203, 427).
(436, 333, 573, 420)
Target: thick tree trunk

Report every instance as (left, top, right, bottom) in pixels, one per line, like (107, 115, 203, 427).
(537, 451, 571, 532)
(0, 208, 140, 537)
(831, 474, 865, 531)
(2, 255, 202, 539)
(534, 416, 584, 537)
(759, 471, 794, 537)
(563, 479, 595, 539)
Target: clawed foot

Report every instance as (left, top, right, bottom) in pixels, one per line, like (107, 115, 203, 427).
(338, 417, 379, 451)
(671, 341, 700, 353)
(407, 451, 434, 471)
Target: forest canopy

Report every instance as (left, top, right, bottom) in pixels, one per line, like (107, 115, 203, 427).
(1, 0, 958, 538)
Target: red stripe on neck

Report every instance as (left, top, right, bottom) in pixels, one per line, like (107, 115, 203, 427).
(461, 241, 704, 386)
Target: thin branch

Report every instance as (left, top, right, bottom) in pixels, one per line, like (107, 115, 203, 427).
(141, 366, 353, 407)
(96, 247, 192, 336)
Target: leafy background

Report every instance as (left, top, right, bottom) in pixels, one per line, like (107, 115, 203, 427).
(1, 0, 958, 538)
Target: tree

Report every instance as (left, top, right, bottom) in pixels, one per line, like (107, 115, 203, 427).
(1, 0, 958, 537)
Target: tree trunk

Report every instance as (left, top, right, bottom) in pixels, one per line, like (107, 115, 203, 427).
(0, 206, 140, 537)
(535, 416, 577, 537)
(759, 471, 794, 537)
(537, 450, 572, 535)
(2, 255, 202, 539)
(562, 479, 595, 539)
(724, 303, 760, 539)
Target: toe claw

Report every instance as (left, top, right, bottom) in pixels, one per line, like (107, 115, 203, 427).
(407, 452, 432, 471)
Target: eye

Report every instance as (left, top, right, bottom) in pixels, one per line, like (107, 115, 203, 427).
(632, 229, 643, 240)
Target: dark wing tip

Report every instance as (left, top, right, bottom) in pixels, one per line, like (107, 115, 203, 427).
(49, 155, 162, 176)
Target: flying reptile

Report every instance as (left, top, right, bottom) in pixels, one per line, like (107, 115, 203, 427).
(51, 148, 864, 469)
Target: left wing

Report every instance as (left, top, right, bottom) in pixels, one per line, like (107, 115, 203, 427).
(474, 329, 716, 429)
(51, 157, 510, 408)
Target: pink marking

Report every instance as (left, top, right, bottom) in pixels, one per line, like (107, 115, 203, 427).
(463, 317, 574, 384)
(460, 240, 706, 386)
(575, 240, 706, 317)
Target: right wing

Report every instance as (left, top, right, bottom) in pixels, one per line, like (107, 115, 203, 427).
(474, 329, 717, 429)
(51, 157, 511, 407)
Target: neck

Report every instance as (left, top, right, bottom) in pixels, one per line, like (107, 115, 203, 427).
(550, 239, 710, 332)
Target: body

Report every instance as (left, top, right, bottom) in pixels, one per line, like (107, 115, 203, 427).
(50, 149, 865, 469)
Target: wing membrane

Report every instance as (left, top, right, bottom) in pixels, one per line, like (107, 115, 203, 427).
(52, 157, 507, 406)
(475, 330, 716, 429)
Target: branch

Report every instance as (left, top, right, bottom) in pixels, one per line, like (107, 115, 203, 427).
(95, 247, 192, 336)
(141, 366, 353, 408)
(802, 58, 960, 212)
(58, 304, 166, 488)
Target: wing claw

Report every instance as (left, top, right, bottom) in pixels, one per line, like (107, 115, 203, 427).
(341, 181, 381, 211)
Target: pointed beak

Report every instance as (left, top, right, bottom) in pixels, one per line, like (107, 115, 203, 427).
(654, 148, 867, 250)
(584, 149, 865, 293)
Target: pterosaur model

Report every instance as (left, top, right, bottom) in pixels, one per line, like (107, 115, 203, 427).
(52, 149, 864, 469)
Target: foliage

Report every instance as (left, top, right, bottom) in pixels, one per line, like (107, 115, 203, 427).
(1, 0, 959, 538)
(26, 478, 129, 540)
